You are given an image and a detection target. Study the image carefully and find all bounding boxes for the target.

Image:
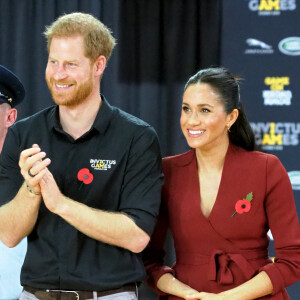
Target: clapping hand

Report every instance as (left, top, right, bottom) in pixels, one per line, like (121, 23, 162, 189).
(19, 144, 51, 195)
(40, 168, 66, 214)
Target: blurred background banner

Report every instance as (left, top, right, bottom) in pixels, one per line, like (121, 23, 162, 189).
(0, 0, 299, 298)
(221, 1, 300, 298)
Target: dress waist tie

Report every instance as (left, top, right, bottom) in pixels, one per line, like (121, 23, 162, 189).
(176, 249, 268, 285)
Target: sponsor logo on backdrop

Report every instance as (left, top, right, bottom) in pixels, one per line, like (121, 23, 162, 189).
(278, 37, 300, 55)
(263, 77, 292, 105)
(288, 171, 300, 190)
(90, 159, 116, 171)
(245, 38, 274, 54)
(250, 122, 300, 150)
(248, 0, 297, 16)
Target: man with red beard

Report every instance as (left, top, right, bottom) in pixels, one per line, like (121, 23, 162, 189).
(0, 13, 163, 299)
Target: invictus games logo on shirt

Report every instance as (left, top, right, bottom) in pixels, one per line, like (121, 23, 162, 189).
(250, 122, 300, 151)
(288, 171, 300, 190)
(90, 159, 116, 171)
(245, 38, 274, 55)
(278, 37, 300, 56)
(248, 0, 297, 16)
(263, 77, 292, 106)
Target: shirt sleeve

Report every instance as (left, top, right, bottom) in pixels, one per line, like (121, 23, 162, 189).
(119, 125, 164, 236)
(142, 157, 175, 295)
(0, 126, 23, 206)
(259, 154, 300, 295)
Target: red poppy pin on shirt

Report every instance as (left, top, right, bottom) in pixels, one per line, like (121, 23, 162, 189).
(77, 168, 94, 190)
(231, 192, 253, 217)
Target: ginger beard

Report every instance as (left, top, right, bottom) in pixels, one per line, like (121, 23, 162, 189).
(46, 68, 94, 108)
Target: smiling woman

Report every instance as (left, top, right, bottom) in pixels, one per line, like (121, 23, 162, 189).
(180, 83, 238, 151)
(142, 67, 300, 300)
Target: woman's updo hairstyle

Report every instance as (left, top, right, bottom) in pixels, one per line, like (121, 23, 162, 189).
(184, 67, 256, 151)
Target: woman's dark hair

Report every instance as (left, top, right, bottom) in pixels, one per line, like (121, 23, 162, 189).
(184, 67, 256, 151)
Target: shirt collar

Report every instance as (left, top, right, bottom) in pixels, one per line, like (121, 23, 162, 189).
(92, 95, 114, 135)
(47, 95, 114, 136)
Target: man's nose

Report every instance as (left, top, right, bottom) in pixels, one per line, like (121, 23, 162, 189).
(53, 65, 67, 80)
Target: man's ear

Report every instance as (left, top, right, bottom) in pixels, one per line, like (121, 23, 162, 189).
(94, 55, 107, 77)
(6, 108, 17, 128)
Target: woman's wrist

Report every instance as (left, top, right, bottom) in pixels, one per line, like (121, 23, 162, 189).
(217, 291, 229, 299)
(157, 273, 198, 298)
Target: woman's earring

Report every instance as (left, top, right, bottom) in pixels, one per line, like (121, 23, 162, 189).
(227, 124, 231, 132)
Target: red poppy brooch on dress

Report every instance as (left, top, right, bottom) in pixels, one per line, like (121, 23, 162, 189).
(231, 192, 253, 217)
(77, 168, 94, 190)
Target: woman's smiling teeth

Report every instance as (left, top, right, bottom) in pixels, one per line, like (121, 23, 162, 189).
(188, 129, 205, 136)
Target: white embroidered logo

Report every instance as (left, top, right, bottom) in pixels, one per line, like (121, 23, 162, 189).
(90, 159, 116, 171)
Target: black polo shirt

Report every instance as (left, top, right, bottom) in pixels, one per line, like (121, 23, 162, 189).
(0, 96, 163, 291)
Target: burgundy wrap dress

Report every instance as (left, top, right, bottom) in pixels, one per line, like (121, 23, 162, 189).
(143, 143, 300, 299)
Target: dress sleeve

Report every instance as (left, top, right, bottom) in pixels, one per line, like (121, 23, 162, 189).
(142, 158, 175, 295)
(259, 154, 300, 295)
(119, 126, 164, 236)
